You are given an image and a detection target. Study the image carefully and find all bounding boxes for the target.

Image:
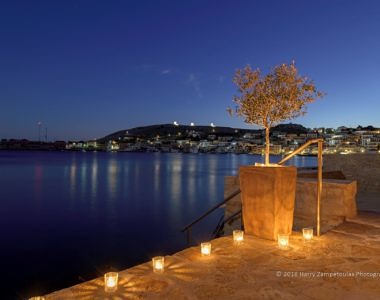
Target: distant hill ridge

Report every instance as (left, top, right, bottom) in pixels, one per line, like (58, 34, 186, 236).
(99, 123, 309, 142)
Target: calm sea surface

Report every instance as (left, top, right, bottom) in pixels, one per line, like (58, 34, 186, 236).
(0, 151, 316, 299)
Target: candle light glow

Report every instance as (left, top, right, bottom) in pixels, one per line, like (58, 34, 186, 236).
(233, 230, 244, 244)
(278, 234, 289, 250)
(303, 228, 313, 241)
(201, 242, 212, 256)
(104, 272, 118, 292)
(152, 256, 165, 273)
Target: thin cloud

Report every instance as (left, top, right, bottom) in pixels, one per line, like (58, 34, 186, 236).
(187, 73, 202, 98)
(161, 69, 171, 75)
(136, 65, 172, 76)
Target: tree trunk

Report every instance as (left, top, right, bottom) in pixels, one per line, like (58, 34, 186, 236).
(265, 127, 270, 165)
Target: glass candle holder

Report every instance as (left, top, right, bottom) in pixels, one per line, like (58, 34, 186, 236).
(233, 230, 244, 244)
(201, 242, 212, 256)
(104, 272, 118, 292)
(152, 256, 165, 273)
(277, 234, 289, 250)
(303, 228, 313, 242)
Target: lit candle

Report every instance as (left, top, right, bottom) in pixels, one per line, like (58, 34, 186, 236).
(104, 272, 118, 292)
(233, 230, 244, 244)
(278, 234, 289, 250)
(303, 228, 313, 242)
(201, 242, 212, 256)
(29, 297, 45, 300)
(152, 256, 165, 273)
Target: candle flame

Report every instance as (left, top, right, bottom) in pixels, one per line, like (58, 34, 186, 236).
(106, 278, 116, 288)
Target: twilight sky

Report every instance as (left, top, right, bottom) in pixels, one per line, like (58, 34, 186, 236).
(1, 0, 379, 141)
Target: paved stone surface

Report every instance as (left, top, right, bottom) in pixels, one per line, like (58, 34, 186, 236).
(46, 212, 380, 300)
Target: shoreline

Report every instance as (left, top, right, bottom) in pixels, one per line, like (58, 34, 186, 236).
(43, 211, 380, 299)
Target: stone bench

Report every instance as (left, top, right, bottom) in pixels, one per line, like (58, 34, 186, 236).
(223, 175, 357, 234)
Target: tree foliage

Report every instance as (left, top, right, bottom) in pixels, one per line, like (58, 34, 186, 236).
(229, 62, 324, 164)
(230, 62, 324, 128)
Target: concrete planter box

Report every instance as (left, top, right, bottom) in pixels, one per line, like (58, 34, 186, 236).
(239, 165, 297, 240)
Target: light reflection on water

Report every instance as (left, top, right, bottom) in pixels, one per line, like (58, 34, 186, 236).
(107, 158, 118, 197)
(91, 158, 98, 198)
(70, 163, 76, 195)
(0, 151, 315, 298)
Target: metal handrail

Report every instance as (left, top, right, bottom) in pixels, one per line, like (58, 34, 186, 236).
(181, 138, 324, 243)
(181, 188, 241, 244)
(278, 138, 323, 236)
(278, 139, 322, 165)
(181, 188, 241, 233)
(212, 209, 242, 238)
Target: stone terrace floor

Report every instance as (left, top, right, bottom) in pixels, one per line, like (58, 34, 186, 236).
(46, 211, 380, 299)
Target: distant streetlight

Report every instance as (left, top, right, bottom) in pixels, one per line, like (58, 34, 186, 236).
(37, 121, 42, 142)
(173, 121, 179, 126)
(210, 122, 216, 127)
(190, 122, 195, 126)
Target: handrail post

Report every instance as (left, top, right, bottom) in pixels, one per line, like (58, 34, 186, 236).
(278, 138, 323, 236)
(317, 140, 323, 236)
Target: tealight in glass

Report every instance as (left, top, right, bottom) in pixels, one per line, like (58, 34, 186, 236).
(277, 234, 289, 250)
(152, 256, 165, 273)
(303, 228, 313, 242)
(233, 230, 244, 244)
(104, 272, 118, 292)
(201, 242, 212, 256)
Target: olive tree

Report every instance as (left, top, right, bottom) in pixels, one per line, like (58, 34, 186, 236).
(229, 62, 324, 165)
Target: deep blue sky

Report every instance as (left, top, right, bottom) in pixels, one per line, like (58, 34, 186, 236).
(1, 0, 379, 141)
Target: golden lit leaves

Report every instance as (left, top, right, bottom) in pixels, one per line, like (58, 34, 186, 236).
(230, 62, 324, 129)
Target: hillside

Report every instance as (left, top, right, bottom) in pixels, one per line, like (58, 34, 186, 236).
(98, 124, 261, 142)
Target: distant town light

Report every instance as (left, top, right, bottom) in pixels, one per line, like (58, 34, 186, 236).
(173, 121, 179, 126)
(104, 272, 118, 292)
(190, 122, 195, 126)
(210, 122, 216, 127)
